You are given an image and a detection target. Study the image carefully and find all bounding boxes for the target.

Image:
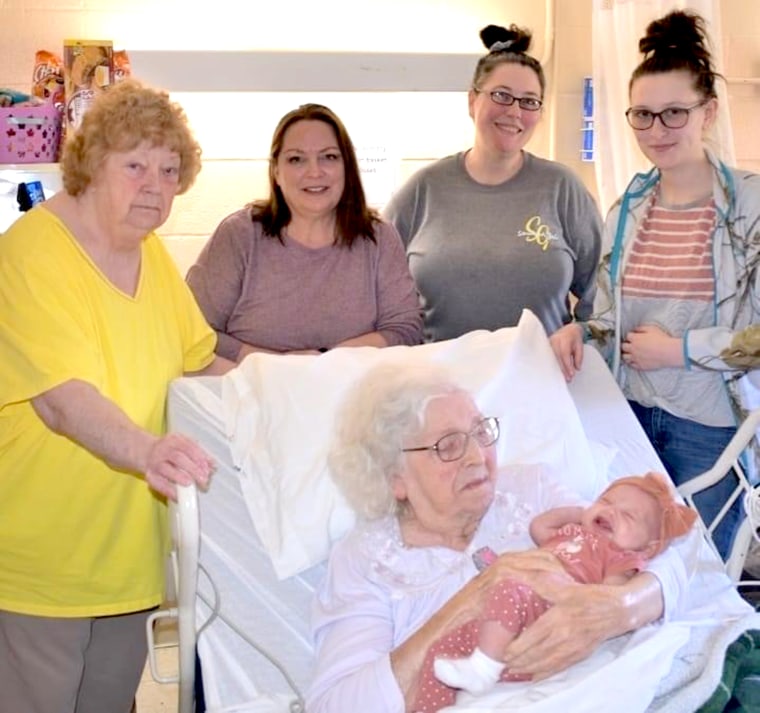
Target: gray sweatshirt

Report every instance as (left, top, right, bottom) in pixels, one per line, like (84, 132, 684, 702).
(383, 151, 602, 342)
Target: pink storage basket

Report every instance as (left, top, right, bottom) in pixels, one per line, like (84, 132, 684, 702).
(0, 103, 62, 164)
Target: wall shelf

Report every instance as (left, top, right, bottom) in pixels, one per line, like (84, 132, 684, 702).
(0, 163, 59, 173)
(726, 77, 760, 85)
(128, 50, 480, 93)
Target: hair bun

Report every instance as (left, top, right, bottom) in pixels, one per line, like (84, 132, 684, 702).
(479, 23, 532, 54)
(639, 10, 708, 58)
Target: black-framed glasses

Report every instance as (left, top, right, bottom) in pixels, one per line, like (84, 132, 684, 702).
(474, 89, 543, 112)
(625, 99, 709, 130)
(402, 417, 500, 462)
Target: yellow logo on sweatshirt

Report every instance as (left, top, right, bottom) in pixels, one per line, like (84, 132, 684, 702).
(519, 215, 558, 251)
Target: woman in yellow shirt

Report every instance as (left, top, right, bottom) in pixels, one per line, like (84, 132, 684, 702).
(0, 80, 232, 713)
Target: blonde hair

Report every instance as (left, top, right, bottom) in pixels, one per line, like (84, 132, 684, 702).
(61, 79, 201, 196)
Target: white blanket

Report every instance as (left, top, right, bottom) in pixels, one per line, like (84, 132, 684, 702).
(437, 612, 760, 712)
(444, 623, 691, 712)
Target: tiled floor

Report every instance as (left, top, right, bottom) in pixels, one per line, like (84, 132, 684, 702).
(136, 615, 179, 713)
(136, 646, 179, 713)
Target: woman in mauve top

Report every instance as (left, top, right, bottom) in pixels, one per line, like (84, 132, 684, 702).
(188, 103, 423, 361)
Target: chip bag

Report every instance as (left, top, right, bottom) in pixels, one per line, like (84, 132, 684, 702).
(32, 50, 65, 108)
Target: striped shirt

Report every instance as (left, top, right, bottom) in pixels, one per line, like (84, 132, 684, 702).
(618, 192, 733, 427)
(622, 196, 716, 301)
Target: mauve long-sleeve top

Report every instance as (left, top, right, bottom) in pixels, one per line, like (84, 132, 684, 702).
(187, 208, 424, 359)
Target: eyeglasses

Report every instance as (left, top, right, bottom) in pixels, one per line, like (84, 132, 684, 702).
(402, 417, 500, 462)
(625, 99, 709, 130)
(473, 89, 543, 112)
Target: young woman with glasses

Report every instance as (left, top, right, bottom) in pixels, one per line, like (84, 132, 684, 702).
(551, 10, 760, 559)
(383, 24, 602, 343)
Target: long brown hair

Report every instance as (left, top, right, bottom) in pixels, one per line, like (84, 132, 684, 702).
(250, 103, 378, 247)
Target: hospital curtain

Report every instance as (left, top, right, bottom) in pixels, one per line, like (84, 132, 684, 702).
(591, 0, 735, 214)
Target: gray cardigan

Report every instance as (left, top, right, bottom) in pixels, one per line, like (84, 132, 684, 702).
(589, 151, 760, 424)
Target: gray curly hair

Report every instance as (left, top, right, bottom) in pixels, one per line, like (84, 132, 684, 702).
(328, 363, 469, 520)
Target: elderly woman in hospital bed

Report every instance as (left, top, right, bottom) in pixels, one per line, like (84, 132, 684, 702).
(306, 364, 696, 713)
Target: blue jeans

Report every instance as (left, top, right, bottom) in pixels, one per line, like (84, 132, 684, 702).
(628, 402, 741, 560)
(195, 648, 206, 712)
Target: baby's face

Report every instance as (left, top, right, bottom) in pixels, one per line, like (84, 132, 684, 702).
(581, 484, 661, 554)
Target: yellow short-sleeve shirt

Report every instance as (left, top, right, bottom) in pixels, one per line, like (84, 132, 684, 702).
(0, 206, 216, 617)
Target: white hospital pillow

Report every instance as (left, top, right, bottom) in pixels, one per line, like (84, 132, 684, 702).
(221, 310, 601, 579)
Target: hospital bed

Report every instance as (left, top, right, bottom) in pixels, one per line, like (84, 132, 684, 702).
(155, 311, 760, 713)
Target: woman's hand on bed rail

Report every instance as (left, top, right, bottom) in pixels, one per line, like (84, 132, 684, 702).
(500, 571, 664, 679)
(550, 324, 585, 382)
(144, 432, 216, 501)
(30, 379, 217, 502)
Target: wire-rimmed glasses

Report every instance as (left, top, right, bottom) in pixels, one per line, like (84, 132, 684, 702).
(625, 99, 709, 130)
(473, 89, 543, 112)
(402, 417, 500, 462)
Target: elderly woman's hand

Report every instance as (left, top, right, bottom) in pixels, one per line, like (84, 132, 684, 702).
(468, 550, 664, 679)
(32, 379, 216, 502)
(478, 548, 574, 592)
(502, 580, 623, 677)
(144, 432, 216, 501)
(499, 570, 663, 679)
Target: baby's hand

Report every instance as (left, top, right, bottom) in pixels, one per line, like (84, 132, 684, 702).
(472, 546, 498, 572)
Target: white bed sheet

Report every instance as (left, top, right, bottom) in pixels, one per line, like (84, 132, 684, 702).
(167, 346, 760, 713)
